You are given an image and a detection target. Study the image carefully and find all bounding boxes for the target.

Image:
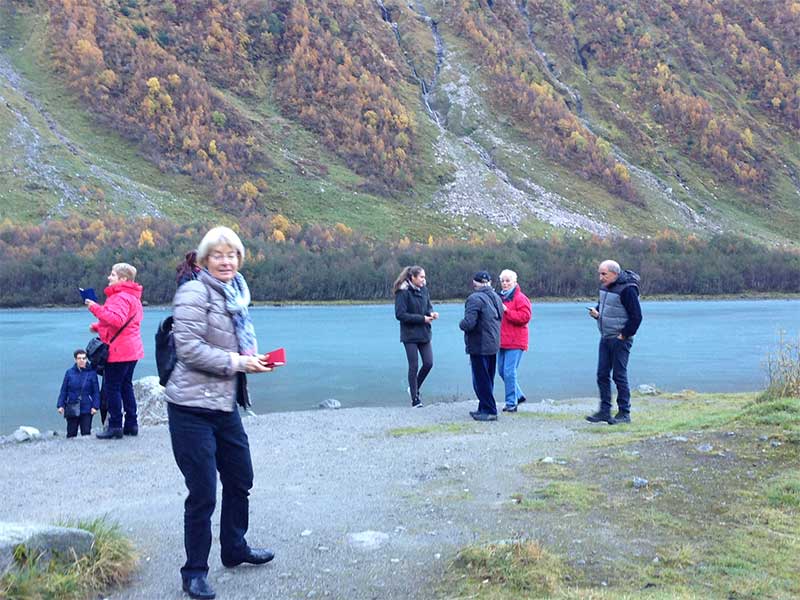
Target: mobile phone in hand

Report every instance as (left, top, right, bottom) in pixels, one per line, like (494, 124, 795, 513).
(79, 287, 98, 302)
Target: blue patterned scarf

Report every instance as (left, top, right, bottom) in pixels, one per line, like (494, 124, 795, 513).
(221, 273, 258, 356)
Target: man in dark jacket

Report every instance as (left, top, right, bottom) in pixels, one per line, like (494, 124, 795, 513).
(459, 271, 504, 421)
(586, 260, 643, 424)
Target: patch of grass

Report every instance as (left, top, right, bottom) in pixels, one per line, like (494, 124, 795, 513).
(445, 540, 569, 598)
(0, 518, 137, 600)
(766, 474, 800, 509)
(521, 459, 575, 479)
(514, 410, 576, 421)
(534, 481, 603, 511)
(387, 422, 473, 437)
(583, 393, 756, 448)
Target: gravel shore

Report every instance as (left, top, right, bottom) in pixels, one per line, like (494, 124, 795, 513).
(1, 397, 600, 599)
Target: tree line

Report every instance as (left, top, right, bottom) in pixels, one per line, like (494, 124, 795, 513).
(1, 217, 798, 307)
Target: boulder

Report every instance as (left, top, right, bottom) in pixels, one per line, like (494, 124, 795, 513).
(132, 376, 168, 426)
(0, 522, 94, 573)
(11, 426, 40, 443)
(637, 384, 658, 395)
(318, 398, 341, 410)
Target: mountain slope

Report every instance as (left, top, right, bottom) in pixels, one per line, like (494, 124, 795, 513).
(1, 0, 798, 245)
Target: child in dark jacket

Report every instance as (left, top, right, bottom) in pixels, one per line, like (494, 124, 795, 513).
(57, 349, 101, 437)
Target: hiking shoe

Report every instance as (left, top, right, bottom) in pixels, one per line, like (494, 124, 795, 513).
(613, 412, 631, 424)
(502, 406, 518, 413)
(471, 412, 498, 422)
(585, 411, 615, 424)
(412, 399, 423, 408)
(517, 396, 527, 404)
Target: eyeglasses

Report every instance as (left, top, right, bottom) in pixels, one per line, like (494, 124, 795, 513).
(209, 252, 238, 262)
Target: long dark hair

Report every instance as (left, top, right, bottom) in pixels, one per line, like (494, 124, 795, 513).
(392, 265, 424, 294)
(175, 251, 199, 286)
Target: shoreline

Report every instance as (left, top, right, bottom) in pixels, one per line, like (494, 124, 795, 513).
(3, 291, 800, 311)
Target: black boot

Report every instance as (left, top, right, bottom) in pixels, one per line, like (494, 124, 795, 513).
(585, 411, 614, 424)
(96, 427, 123, 439)
(182, 575, 215, 599)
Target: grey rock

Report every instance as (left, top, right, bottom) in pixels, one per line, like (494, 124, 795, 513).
(671, 436, 689, 442)
(318, 399, 341, 410)
(132, 376, 168, 426)
(632, 477, 649, 489)
(696, 444, 714, 453)
(0, 522, 94, 573)
(637, 384, 658, 395)
(770, 440, 782, 448)
(347, 530, 389, 550)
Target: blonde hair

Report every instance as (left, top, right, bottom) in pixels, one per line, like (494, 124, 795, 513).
(197, 226, 246, 267)
(112, 262, 137, 281)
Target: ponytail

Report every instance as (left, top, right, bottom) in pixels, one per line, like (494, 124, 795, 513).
(392, 265, 424, 294)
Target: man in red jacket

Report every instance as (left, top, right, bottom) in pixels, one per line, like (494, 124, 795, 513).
(85, 262, 144, 439)
(498, 269, 532, 412)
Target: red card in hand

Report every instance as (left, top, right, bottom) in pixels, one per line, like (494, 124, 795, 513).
(263, 347, 285, 367)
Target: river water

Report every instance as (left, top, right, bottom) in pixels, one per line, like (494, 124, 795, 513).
(1, 299, 797, 434)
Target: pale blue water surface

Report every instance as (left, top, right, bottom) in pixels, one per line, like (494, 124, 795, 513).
(1, 300, 797, 434)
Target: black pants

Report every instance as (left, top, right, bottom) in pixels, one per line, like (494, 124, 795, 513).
(66, 413, 93, 437)
(104, 360, 138, 430)
(470, 354, 497, 415)
(597, 336, 633, 414)
(168, 403, 254, 579)
(403, 341, 433, 403)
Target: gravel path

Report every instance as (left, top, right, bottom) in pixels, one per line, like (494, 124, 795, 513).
(1, 397, 600, 599)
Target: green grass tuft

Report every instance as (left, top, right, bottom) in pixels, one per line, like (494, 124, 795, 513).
(387, 422, 473, 437)
(0, 517, 137, 600)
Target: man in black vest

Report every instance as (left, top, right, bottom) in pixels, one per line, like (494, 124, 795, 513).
(586, 260, 642, 424)
(460, 271, 504, 421)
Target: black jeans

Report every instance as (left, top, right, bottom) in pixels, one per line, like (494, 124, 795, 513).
(168, 403, 254, 579)
(597, 336, 633, 414)
(403, 341, 433, 403)
(470, 354, 497, 415)
(66, 413, 93, 437)
(103, 360, 138, 430)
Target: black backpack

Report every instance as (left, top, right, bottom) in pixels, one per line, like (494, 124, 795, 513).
(154, 316, 176, 387)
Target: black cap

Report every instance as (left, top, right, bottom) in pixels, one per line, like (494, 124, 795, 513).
(473, 270, 491, 283)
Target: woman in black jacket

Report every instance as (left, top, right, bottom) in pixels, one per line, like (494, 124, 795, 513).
(393, 266, 439, 407)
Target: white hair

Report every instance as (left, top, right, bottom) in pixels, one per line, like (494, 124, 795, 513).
(499, 269, 518, 283)
(197, 226, 246, 267)
(599, 260, 621, 274)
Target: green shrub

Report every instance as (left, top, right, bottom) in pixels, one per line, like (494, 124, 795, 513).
(759, 333, 800, 401)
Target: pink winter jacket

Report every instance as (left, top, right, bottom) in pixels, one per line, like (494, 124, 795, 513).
(89, 281, 144, 363)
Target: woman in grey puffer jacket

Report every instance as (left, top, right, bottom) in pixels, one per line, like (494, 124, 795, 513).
(165, 226, 275, 600)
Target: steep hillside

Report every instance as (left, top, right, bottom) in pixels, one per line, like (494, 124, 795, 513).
(1, 0, 798, 244)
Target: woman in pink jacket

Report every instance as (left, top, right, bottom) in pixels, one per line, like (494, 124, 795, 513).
(498, 269, 532, 412)
(85, 262, 144, 439)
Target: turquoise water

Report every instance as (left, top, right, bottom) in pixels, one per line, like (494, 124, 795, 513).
(1, 300, 798, 434)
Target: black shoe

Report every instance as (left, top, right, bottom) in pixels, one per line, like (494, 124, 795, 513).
(123, 427, 138, 436)
(502, 406, 517, 413)
(182, 575, 215, 599)
(96, 427, 123, 439)
(613, 412, 631, 424)
(471, 412, 498, 422)
(221, 547, 275, 568)
(585, 411, 614, 424)
(517, 396, 527, 404)
(412, 398, 423, 408)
